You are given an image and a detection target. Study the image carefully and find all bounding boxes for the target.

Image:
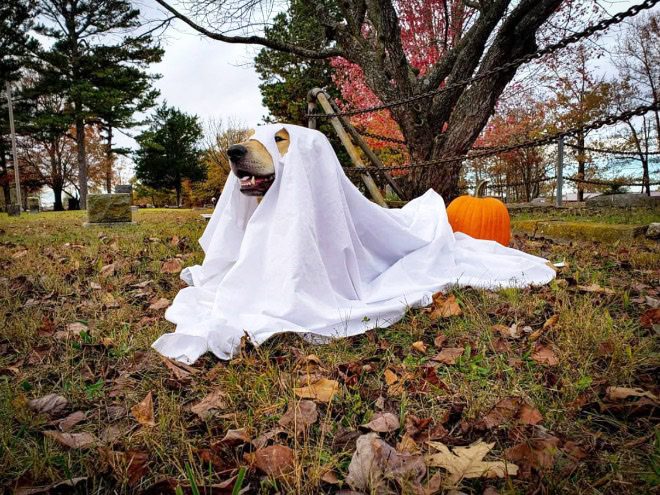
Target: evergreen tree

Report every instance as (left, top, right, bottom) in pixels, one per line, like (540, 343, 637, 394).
(33, 0, 163, 208)
(135, 104, 206, 206)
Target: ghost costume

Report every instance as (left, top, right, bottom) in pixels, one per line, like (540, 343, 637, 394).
(152, 124, 555, 363)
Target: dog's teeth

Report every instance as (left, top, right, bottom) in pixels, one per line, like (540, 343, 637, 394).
(250, 176, 256, 185)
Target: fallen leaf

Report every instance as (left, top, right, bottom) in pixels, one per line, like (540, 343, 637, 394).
(431, 347, 465, 365)
(161, 259, 183, 274)
(251, 427, 287, 450)
(104, 449, 149, 485)
(543, 314, 559, 329)
(430, 293, 463, 318)
(412, 341, 427, 354)
(50, 410, 86, 431)
(67, 322, 88, 335)
(191, 390, 228, 419)
(489, 337, 510, 353)
(531, 344, 558, 366)
(29, 394, 68, 416)
(518, 403, 543, 425)
(490, 324, 522, 339)
(278, 400, 318, 435)
(577, 283, 616, 295)
(605, 386, 658, 402)
(160, 356, 197, 382)
(346, 433, 425, 492)
(597, 340, 615, 356)
(149, 297, 170, 310)
(245, 444, 296, 478)
(43, 430, 97, 449)
(294, 378, 338, 403)
(12, 250, 28, 259)
(427, 440, 519, 485)
(477, 398, 521, 430)
(216, 428, 250, 446)
(320, 470, 340, 484)
(434, 334, 447, 348)
(14, 478, 88, 495)
(102, 292, 119, 308)
(38, 318, 56, 337)
(384, 369, 399, 385)
(641, 308, 660, 329)
(100, 263, 116, 277)
(131, 391, 156, 427)
(505, 435, 559, 478)
(360, 412, 399, 433)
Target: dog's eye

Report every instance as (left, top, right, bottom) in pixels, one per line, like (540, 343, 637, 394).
(274, 136, 286, 142)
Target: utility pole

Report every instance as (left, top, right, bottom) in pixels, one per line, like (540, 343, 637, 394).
(556, 136, 564, 207)
(6, 81, 22, 212)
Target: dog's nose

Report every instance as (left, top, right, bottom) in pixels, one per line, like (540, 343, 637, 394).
(227, 145, 247, 162)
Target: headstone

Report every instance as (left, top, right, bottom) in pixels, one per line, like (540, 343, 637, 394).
(131, 205, 139, 213)
(586, 193, 660, 207)
(27, 197, 40, 213)
(84, 193, 133, 227)
(115, 184, 133, 195)
(7, 204, 20, 217)
(646, 223, 660, 240)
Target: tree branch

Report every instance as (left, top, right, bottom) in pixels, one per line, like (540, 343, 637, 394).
(153, 0, 343, 59)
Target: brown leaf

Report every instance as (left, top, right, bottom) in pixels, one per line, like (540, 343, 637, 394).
(216, 428, 251, 446)
(100, 263, 116, 277)
(149, 297, 170, 311)
(489, 337, 510, 354)
(14, 478, 88, 495)
(577, 283, 616, 295)
(490, 323, 522, 339)
(245, 444, 296, 478)
(38, 317, 56, 337)
(161, 259, 183, 274)
(50, 410, 86, 431)
(191, 390, 228, 419)
(360, 412, 399, 433)
(605, 386, 658, 402)
(160, 356, 197, 382)
(427, 440, 518, 485)
(518, 403, 543, 425)
(12, 250, 28, 259)
(294, 378, 339, 403)
(430, 293, 463, 318)
(543, 314, 559, 329)
(412, 341, 427, 354)
(384, 369, 399, 385)
(278, 400, 318, 435)
(170, 235, 180, 246)
(477, 397, 521, 430)
(597, 340, 615, 356)
(434, 334, 447, 348)
(431, 347, 465, 365)
(641, 308, 660, 329)
(131, 391, 156, 427)
(29, 393, 68, 416)
(104, 449, 149, 486)
(251, 427, 287, 450)
(531, 344, 558, 366)
(320, 470, 340, 484)
(505, 436, 559, 478)
(346, 433, 426, 492)
(43, 430, 97, 449)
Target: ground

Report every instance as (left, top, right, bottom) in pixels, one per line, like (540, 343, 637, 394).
(0, 209, 658, 495)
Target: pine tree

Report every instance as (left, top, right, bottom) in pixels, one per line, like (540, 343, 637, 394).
(135, 103, 206, 206)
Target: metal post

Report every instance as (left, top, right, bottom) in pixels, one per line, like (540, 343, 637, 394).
(6, 81, 22, 212)
(556, 136, 564, 207)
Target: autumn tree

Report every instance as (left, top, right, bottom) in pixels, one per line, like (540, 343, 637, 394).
(153, 0, 605, 200)
(135, 103, 206, 206)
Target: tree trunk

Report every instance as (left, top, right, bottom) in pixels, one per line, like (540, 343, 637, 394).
(175, 184, 181, 207)
(75, 112, 88, 209)
(53, 183, 64, 211)
(106, 125, 113, 193)
(2, 182, 10, 208)
(642, 158, 650, 196)
(576, 132, 585, 202)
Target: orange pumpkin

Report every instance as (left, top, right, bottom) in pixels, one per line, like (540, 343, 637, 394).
(446, 180, 511, 246)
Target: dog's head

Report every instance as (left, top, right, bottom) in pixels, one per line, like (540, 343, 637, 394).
(227, 128, 290, 196)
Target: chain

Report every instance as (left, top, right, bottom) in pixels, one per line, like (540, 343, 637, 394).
(565, 142, 660, 155)
(489, 177, 556, 188)
(358, 131, 407, 145)
(342, 101, 660, 175)
(564, 177, 660, 186)
(308, 0, 660, 119)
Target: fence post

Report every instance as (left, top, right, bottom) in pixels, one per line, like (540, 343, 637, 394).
(556, 136, 564, 207)
(306, 90, 317, 130)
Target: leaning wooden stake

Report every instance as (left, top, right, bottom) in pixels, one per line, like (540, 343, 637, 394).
(309, 88, 388, 208)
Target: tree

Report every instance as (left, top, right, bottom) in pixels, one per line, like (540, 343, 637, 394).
(135, 104, 206, 206)
(34, 0, 163, 208)
(154, 0, 601, 200)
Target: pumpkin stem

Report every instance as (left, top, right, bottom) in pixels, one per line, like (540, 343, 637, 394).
(475, 179, 489, 198)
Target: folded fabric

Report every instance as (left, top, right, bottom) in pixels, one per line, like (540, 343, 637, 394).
(152, 124, 555, 363)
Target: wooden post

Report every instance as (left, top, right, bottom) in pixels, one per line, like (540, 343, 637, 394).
(310, 88, 388, 208)
(322, 92, 407, 201)
(306, 90, 317, 130)
(556, 136, 564, 207)
(5, 81, 22, 213)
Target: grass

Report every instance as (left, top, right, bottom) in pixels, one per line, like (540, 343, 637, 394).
(510, 205, 660, 225)
(0, 209, 658, 494)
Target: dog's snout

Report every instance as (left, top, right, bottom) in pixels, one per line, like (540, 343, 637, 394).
(228, 145, 247, 162)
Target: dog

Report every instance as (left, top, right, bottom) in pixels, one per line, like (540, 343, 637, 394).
(227, 128, 290, 196)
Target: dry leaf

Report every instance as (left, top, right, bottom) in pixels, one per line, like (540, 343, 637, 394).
(434, 334, 447, 348)
(14, 477, 88, 495)
(360, 412, 399, 433)
(346, 433, 425, 492)
(160, 356, 197, 382)
(431, 347, 465, 365)
(161, 259, 183, 274)
(131, 391, 156, 427)
(294, 378, 338, 403)
(384, 369, 399, 385)
(104, 449, 149, 486)
(412, 341, 427, 354)
(216, 428, 250, 446)
(490, 324, 522, 339)
(149, 297, 170, 310)
(278, 400, 318, 435)
(577, 283, 616, 295)
(50, 411, 86, 432)
(320, 470, 340, 484)
(430, 293, 463, 318)
(12, 250, 28, 259)
(251, 427, 287, 450)
(191, 390, 228, 419)
(67, 322, 88, 335)
(505, 436, 559, 478)
(543, 314, 559, 329)
(245, 444, 296, 478)
(478, 397, 521, 430)
(427, 440, 518, 485)
(605, 386, 658, 402)
(100, 263, 115, 277)
(531, 345, 559, 366)
(641, 308, 660, 329)
(43, 430, 97, 449)
(29, 394, 68, 416)
(518, 403, 543, 425)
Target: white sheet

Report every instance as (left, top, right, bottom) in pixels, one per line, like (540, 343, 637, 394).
(152, 124, 555, 363)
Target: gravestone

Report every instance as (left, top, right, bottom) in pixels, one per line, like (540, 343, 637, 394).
(115, 184, 132, 195)
(647, 223, 660, 240)
(7, 204, 20, 217)
(27, 197, 40, 213)
(586, 193, 660, 207)
(84, 193, 133, 227)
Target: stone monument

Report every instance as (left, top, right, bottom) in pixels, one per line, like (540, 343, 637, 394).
(27, 197, 40, 213)
(115, 184, 133, 195)
(84, 193, 134, 227)
(7, 204, 20, 217)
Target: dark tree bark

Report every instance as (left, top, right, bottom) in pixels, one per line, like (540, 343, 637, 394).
(106, 125, 113, 193)
(576, 131, 585, 202)
(155, 0, 564, 201)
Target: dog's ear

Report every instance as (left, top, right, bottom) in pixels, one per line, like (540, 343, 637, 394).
(247, 129, 255, 137)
